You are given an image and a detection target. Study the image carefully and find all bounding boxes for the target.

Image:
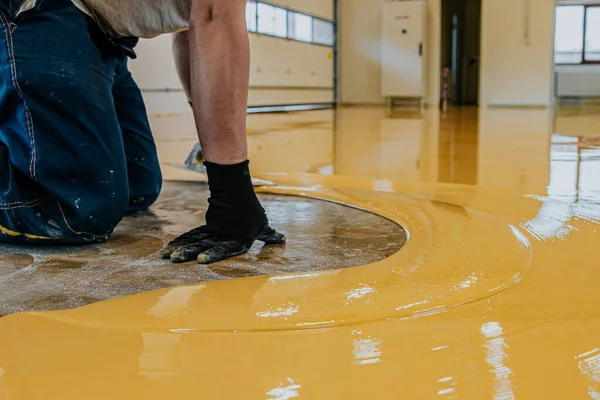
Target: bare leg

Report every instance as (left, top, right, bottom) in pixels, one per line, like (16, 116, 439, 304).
(188, 0, 249, 165)
(173, 31, 204, 167)
(162, 0, 285, 264)
(172, 31, 192, 102)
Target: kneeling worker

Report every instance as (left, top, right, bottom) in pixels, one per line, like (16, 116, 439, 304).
(0, 0, 284, 263)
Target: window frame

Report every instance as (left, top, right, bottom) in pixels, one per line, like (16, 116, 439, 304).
(256, 2, 288, 38)
(556, 4, 600, 65)
(247, 0, 336, 48)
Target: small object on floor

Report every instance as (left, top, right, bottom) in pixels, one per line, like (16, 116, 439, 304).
(184, 142, 206, 174)
(184, 102, 206, 174)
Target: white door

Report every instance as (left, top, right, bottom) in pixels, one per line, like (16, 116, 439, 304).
(381, 1, 426, 97)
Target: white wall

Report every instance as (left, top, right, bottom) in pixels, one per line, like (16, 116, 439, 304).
(556, 65, 600, 97)
(479, 0, 556, 107)
(127, 0, 335, 167)
(339, 0, 441, 106)
(340, 0, 556, 108)
(129, 0, 335, 115)
(268, 0, 334, 19)
(130, 36, 334, 113)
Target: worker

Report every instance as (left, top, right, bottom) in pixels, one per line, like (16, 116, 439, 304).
(0, 0, 285, 264)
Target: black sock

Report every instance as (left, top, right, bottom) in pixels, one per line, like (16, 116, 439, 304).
(204, 160, 267, 241)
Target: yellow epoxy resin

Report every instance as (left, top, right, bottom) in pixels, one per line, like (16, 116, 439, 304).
(0, 171, 599, 399)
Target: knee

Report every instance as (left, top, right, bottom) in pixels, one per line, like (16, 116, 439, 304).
(65, 182, 131, 237)
(128, 165, 162, 213)
(128, 188, 161, 213)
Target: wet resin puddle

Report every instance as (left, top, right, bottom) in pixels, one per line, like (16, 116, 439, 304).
(16, 175, 532, 333)
(0, 181, 407, 316)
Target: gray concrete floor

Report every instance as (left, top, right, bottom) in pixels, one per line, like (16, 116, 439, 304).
(0, 181, 407, 316)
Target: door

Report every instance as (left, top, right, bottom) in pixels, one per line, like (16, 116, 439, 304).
(441, 0, 481, 105)
(381, 1, 427, 97)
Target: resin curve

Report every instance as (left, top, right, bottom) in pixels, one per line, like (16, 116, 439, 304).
(27, 174, 532, 332)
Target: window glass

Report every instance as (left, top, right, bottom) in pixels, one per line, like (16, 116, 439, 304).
(313, 19, 334, 46)
(246, 1, 257, 32)
(554, 6, 584, 64)
(585, 7, 600, 61)
(258, 3, 287, 38)
(288, 12, 313, 43)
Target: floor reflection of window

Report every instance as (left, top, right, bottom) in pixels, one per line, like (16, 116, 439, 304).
(258, 3, 287, 38)
(481, 322, 515, 400)
(288, 12, 313, 43)
(548, 137, 579, 198)
(578, 152, 600, 198)
(548, 158, 579, 198)
(548, 135, 600, 201)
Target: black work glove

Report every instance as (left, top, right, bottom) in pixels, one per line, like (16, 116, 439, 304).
(161, 160, 285, 264)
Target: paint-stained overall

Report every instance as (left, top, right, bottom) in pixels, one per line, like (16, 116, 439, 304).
(0, 108, 599, 399)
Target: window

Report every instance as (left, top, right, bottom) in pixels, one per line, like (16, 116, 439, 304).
(555, 5, 600, 64)
(246, 1, 257, 32)
(288, 12, 313, 43)
(247, 1, 335, 47)
(257, 3, 287, 38)
(585, 7, 600, 61)
(312, 19, 335, 46)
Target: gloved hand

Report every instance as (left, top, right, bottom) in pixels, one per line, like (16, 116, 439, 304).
(161, 224, 285, 264)
(161, 160, 285, 264)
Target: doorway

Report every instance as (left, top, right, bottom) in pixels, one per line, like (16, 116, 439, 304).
(441, 0, 482, 106)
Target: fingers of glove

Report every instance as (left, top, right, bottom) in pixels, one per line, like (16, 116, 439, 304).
(161, 228, 213, 259)
(168, 242, 215, 263)
(257, 226, 286, 245)
(161, 244, 178, 259)
(197, 241, 252, 265)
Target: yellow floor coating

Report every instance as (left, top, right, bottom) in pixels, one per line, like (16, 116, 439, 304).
(1, 108, 600, 398)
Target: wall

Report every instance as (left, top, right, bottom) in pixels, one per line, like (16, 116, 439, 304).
(129, 0, 335, 115)
(340, 0, 557, 108)
(130, 36, 334, 114)
(127, 0, 334, 168)
(339, 0, 441, 106)
(479, 0, 556, 107)
(268, 0, 334, 19)
(556, 65, 600, 97)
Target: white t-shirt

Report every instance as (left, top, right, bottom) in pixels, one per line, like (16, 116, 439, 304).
(70, 0, 190, 38)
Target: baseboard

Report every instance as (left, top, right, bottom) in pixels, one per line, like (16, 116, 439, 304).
(247, 103, 334, 114)
(340, 102, 387, 107)
(558, 97, 600, 107)
(486, 104, 549, 110)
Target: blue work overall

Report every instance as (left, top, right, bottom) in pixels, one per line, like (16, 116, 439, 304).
(0, 0, 162, 244)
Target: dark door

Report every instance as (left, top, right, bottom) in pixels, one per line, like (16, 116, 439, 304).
(441, 0, 481, 106)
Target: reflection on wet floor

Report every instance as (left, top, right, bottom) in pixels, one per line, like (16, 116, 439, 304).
(0, 182, 406, 316)
(3, 107, 600, 398)
(237, 106, 600, 199)
(4, 106, 600, 317)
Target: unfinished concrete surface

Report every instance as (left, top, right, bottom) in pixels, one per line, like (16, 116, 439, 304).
(0, 181, 407, 316)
